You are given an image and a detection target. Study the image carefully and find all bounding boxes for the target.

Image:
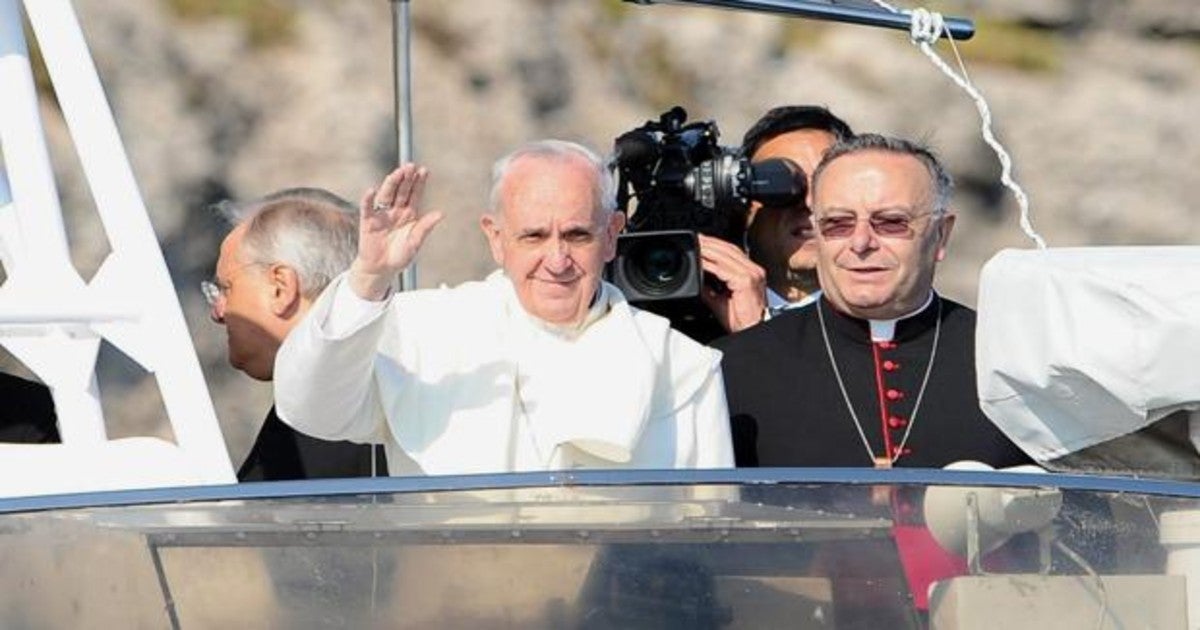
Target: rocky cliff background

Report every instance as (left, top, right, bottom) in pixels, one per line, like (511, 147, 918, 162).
(3, 0, 1197, 467)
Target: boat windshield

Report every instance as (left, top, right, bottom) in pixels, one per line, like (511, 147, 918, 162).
(0, 469, 1194, 628)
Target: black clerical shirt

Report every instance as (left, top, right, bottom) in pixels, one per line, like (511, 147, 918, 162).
(714, 296, 1031, 469)
(238, 407, 385, 481)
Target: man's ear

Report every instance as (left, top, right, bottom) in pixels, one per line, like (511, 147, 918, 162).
(934, 213, 956, 262)
(480, 214, 505, 266)
(602, 211, 626, 262)
(268, 264, 303, 317)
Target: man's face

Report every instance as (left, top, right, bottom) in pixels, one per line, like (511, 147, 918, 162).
(210, 225, 289, 381)
(481, 155, 624, 326)
(746, 129, 836, 288)
(812, 150, 955, 320)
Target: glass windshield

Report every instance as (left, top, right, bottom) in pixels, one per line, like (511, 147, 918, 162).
(0, 471, 1193, 629)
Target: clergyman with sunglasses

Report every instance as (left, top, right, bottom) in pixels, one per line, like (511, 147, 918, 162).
(207, 188, 385, 481)
(713, 133, 1030, 471)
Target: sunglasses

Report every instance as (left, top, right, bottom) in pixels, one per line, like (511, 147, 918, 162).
(814, 211, 933, 239)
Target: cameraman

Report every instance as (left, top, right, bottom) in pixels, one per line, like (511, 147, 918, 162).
(741, 105, 854, 314)
(696, 106, 853, 335)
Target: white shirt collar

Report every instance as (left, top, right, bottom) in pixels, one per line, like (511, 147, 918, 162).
(767, 288, 821, 316)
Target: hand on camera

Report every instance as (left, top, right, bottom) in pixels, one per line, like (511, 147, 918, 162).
(697, 234, 766, 333)
(350, 164, 443, 301)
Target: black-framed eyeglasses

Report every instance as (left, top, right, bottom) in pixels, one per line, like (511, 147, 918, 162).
(814, 211, 933, 240)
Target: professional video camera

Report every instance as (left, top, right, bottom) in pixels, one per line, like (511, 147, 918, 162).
(606, 106, 807, 340)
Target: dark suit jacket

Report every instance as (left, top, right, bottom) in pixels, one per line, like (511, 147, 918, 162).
(0, 373, 60, 444)
(238, 406, 385, 481)
(713, 296, 1031, 469)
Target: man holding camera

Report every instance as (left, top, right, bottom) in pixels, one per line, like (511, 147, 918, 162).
(714, 134, 1028, 469)
(742, 106, 854, 314)
(694, 106, 853, 335)
(273, 140, 733, 475)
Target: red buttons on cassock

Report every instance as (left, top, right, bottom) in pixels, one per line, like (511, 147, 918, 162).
(888, 415, 907, 429)
(882, 360, 900, 371)
(892, 445, 912, 457)
(885, 388, 904, 401)
(878, 341, 897, 350)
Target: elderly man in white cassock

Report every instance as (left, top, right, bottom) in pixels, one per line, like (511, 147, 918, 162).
(273, 140, 734, 475)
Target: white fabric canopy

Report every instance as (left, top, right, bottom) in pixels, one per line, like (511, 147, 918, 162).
(976, 247, 1200, 463)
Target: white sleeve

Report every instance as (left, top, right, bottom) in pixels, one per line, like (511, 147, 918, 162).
(688, 367, 735, 469)
(325, 277, 391, 336)
(273, 273, 391, 443)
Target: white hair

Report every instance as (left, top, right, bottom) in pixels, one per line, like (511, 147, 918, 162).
(487, 139, 618, 217)
(215, 188, 358, 299)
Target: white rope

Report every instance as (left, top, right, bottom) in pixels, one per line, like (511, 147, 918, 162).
(908, 7, 944, 44)
(869, 1, 1047, 249)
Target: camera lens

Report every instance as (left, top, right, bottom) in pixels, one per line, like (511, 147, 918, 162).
(623, 238, 692, 298)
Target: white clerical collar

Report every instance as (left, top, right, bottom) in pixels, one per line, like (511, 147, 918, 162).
(867, 291, 935, 342)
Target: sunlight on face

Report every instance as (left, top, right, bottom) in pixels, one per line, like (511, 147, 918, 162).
(481, 154, 623, 326)
(213, 225, 279, 380)
(812, 150, 954, 320)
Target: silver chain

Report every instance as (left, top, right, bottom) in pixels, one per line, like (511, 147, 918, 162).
(816, 298, 942, 465)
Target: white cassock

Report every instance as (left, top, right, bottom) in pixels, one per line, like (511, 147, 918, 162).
(273, 270, 734, 475)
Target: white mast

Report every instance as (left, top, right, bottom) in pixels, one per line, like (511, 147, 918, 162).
(0, 0, 235, 497)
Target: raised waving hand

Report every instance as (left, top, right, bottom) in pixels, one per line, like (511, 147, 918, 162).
(348, 164, 444, 300)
